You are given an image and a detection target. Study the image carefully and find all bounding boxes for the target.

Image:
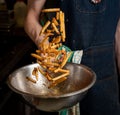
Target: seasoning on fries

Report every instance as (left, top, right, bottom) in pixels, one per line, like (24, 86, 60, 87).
(27, 8, 72, 88)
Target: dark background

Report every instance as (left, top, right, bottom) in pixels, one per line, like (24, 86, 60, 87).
(0, 0, 58, 115)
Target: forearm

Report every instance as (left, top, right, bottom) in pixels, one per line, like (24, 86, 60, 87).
(24, 0, 46, 46)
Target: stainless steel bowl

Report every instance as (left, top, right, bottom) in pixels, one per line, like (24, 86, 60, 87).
(7, 62, 96, 112)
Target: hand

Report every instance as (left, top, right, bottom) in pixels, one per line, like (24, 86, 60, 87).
(24, 0, 46, 48)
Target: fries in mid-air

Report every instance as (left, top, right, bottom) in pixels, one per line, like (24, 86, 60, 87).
(27, 8, 72, 88)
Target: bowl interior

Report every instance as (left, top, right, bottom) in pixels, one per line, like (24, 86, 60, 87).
(7, 62, 96, 98)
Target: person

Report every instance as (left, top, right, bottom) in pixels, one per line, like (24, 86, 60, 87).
(24, 0, 120, 115)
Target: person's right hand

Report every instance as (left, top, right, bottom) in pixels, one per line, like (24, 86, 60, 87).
(24, 17, 46, 48)
(24, 0, 46, 48)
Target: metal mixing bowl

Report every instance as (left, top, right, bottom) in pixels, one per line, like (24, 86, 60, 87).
(7, 62, 96, 112)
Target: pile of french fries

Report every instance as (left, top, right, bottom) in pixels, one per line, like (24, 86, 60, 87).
(26, 8, 72, 88)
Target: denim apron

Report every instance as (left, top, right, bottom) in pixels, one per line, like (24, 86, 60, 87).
(60, 0, 120, 115)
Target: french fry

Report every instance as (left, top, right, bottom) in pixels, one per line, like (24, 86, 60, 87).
(49, 77, 67, 88)
(46, 48, 59, 54)
(26, 76, 36, 83)
(39, 20, 51, 35)
(43, 61, 60, 67)
(51, 22, 60, 34)
(52, 17, 59, 26)
(60, 11, 65, 42)
(31, 53, 43, 61)
(61, 12, 66, 42)
(46, 29, 52, 33)
(32, 67, 39, 81)
(42, 8, 60, 12)
(48, 67, 57, 71)
(45, 73, 52, 81)
(54, 68, 69, 73)
(45, 32, 54, 37)
(60, 52, 72, 68)
(37, 60, 47, 69)
(50, 43, 62, 49)
(52, 72, 69, 81)
(38, 67, 46, 76)
(51, 36, 61, 44)
(56, 12, 60, 20)
(36, 50, 41, 53)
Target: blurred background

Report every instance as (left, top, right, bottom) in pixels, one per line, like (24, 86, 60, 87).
(0, 0, 58, 115)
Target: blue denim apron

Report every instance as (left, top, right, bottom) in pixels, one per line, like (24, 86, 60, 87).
(60, 0, 120, 115)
